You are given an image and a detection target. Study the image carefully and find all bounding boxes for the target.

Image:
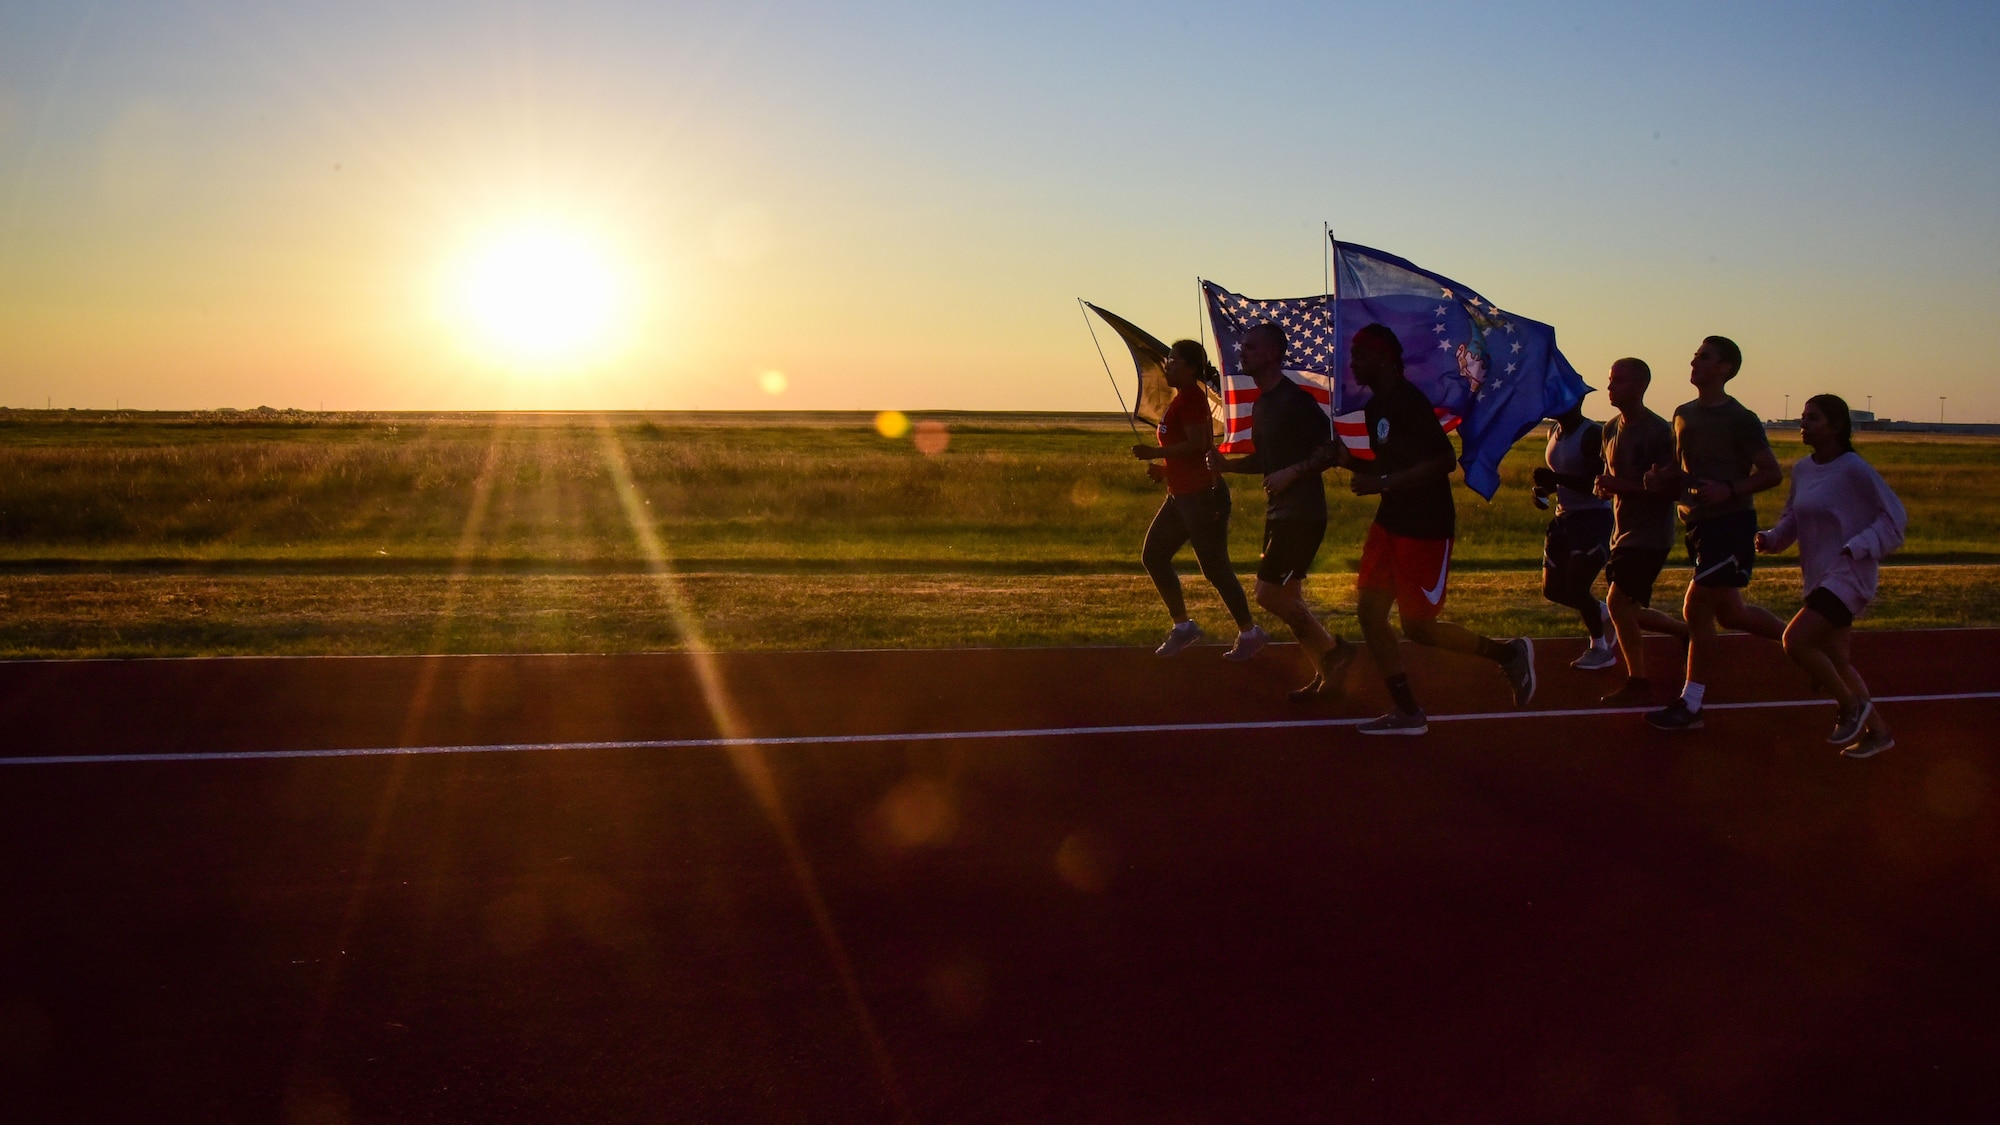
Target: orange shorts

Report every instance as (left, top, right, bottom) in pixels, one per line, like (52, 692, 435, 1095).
(1357, 523, 1454, 622)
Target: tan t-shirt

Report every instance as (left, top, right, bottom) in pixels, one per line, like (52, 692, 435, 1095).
(1672, 396, 1770, 525)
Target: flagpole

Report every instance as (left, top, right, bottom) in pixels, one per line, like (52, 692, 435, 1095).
(1327, 225, 1341, 419)
(1077, 298, 1140, 435)
(1195, 277, 1206, 351)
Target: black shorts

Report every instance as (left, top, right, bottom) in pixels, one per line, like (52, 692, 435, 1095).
(1542, 509, 1612, 573)
(1605, 544, 1671, 607)
(1804, 586, 1856, 629)
(1685, 510, 1757, 589)
(1258, 517, 1327, 585)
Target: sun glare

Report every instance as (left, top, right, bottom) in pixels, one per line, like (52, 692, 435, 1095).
(442, 225, 632, 370)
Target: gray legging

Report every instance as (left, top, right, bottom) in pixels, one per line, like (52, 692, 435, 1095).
(1142, 485, 1253, 628)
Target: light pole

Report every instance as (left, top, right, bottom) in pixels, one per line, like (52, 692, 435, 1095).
(1784, 394, 1790, 420)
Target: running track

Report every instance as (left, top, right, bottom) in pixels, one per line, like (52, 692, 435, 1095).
(3, 631, 1999, 1122)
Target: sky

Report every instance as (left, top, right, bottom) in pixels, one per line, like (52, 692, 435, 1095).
(1, 0, 1997, 421)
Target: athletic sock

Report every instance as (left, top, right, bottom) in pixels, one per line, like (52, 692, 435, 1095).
(1475, 637, 1511, 664)
(1386, 673, 1421, 715)
(1681, 681, 1706, 711)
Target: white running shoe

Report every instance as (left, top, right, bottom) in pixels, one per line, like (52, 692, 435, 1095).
(1572, 638, 1618, 671)
(1223, 625, 1270, 662)
(1154, 620, 1203, 657)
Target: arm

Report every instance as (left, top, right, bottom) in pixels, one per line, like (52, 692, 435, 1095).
(1264, 438, 1349, 494)
(1352, 450, 1456, 497)
(1688, 446, 1782, 508)
(1208, 447, 1264, 474)
(1756, 469, 1799, 554)
(1135, 420, 1211, 461)
(1843, 463, 1908, 561)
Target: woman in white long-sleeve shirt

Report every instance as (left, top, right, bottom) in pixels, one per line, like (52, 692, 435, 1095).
(1754, 394, 1906, 758)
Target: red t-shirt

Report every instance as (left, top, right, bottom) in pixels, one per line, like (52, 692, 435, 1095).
(1158, 389, 1217, 496)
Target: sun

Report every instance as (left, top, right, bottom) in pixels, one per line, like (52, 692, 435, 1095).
(441, 224, 633, 370)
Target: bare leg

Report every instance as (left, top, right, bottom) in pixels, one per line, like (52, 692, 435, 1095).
(1682, 583, 1721, 688)
(1256, 578, 1334, 673)
(1356, 586, 1402, 679)
(1782, 609, 1859, 712)
(1403, 617, 1496, 656)
(1716, 590, 1786, 642)
(1829, 627, 1892, 739)
(1608, 588, 1650, 679)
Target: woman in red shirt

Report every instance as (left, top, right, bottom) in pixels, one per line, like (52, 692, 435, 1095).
(1132, 340, 1268, 660)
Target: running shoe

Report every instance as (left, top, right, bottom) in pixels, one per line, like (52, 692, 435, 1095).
(1599, 679, 1655, 707)
(1319, 637, 1360, 693)
(1828, 700, 1873, 746)
(1287, 675, 1326, 702)
(1645, 699, 1704, 731)
(1571, 638, 1618, 671)
(1842, 731, 1896, 759)
(1154, 620, 1203, 658)
(1222, 625, 1271, 662)
(1502, 637, 1537, 707)
(1359, 709, 1428, 736)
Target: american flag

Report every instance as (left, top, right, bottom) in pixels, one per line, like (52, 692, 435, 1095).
(1199, 282, 1344, 456)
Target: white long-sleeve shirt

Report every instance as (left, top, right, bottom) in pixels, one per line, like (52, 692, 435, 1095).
(1762, 451, 1907, 615)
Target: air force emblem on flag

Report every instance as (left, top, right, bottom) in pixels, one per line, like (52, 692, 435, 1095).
(1375, 417, 1390, 443)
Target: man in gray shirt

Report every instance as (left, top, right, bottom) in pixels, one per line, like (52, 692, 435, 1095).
(1639, 336, 1786, 730)
(1591, 357, 1691, 706)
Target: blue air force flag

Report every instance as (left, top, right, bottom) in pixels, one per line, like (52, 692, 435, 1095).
(1329, 239, 1591, 499)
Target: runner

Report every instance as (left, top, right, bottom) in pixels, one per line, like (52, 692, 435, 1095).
(1132, 339, 1270, 660)
(1755, 394, 1905, 758)
(1531, 398, 1615, 671)
(1207, 323, 1356, 699)
(1642, 336, 1787, 731)
(1276, 323, 1533, 734)
(1590, 358, 1692, 705)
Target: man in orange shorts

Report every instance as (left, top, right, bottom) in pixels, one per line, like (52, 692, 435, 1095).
(1275, 323, 1535, 734)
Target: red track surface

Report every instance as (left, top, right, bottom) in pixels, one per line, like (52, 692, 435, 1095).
(3, 631, 1999, 1121)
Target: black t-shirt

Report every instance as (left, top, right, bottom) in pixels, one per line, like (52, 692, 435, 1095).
(1364, 376, 1456, 540)
(1244, 376, 1331, 521)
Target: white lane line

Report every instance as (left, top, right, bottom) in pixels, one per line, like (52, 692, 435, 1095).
(5, 691, 1997, 767)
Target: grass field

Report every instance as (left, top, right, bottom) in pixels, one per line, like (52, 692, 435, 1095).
(3, 409, 1997, 656)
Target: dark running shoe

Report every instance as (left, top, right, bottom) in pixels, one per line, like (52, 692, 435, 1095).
(1287, 675, 1327, 703)
(1828, 700, 1872, 746)
(1645, 700, 1704, 731)
(1502, 637, 1536, 707)
(1842, 731, 1895, 759)
(1358, 709, 1428, 736)
(1599, 679, 1655, 708)
(1320, 638, 1359, 694)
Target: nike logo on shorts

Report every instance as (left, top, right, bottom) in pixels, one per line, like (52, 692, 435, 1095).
(1422, 552, 1451, 604)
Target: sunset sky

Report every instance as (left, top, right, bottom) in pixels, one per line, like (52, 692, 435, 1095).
(2, 2, 1996, 421)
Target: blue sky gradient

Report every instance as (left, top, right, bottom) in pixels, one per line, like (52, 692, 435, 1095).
(1, 1, 1995, 420)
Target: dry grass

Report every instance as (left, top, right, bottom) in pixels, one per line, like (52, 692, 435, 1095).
(2, 564, 1992, 659)
(4, 413, 1996, 569)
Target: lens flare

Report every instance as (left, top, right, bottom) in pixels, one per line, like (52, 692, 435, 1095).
(874, 410, 910, 438)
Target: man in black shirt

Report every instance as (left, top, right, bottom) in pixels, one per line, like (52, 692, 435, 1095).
(1274, 324, 1534, 734)
(1208, 323, 1357, 699)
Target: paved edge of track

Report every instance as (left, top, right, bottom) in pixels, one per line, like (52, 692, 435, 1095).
(7, 689, 1995, 767)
